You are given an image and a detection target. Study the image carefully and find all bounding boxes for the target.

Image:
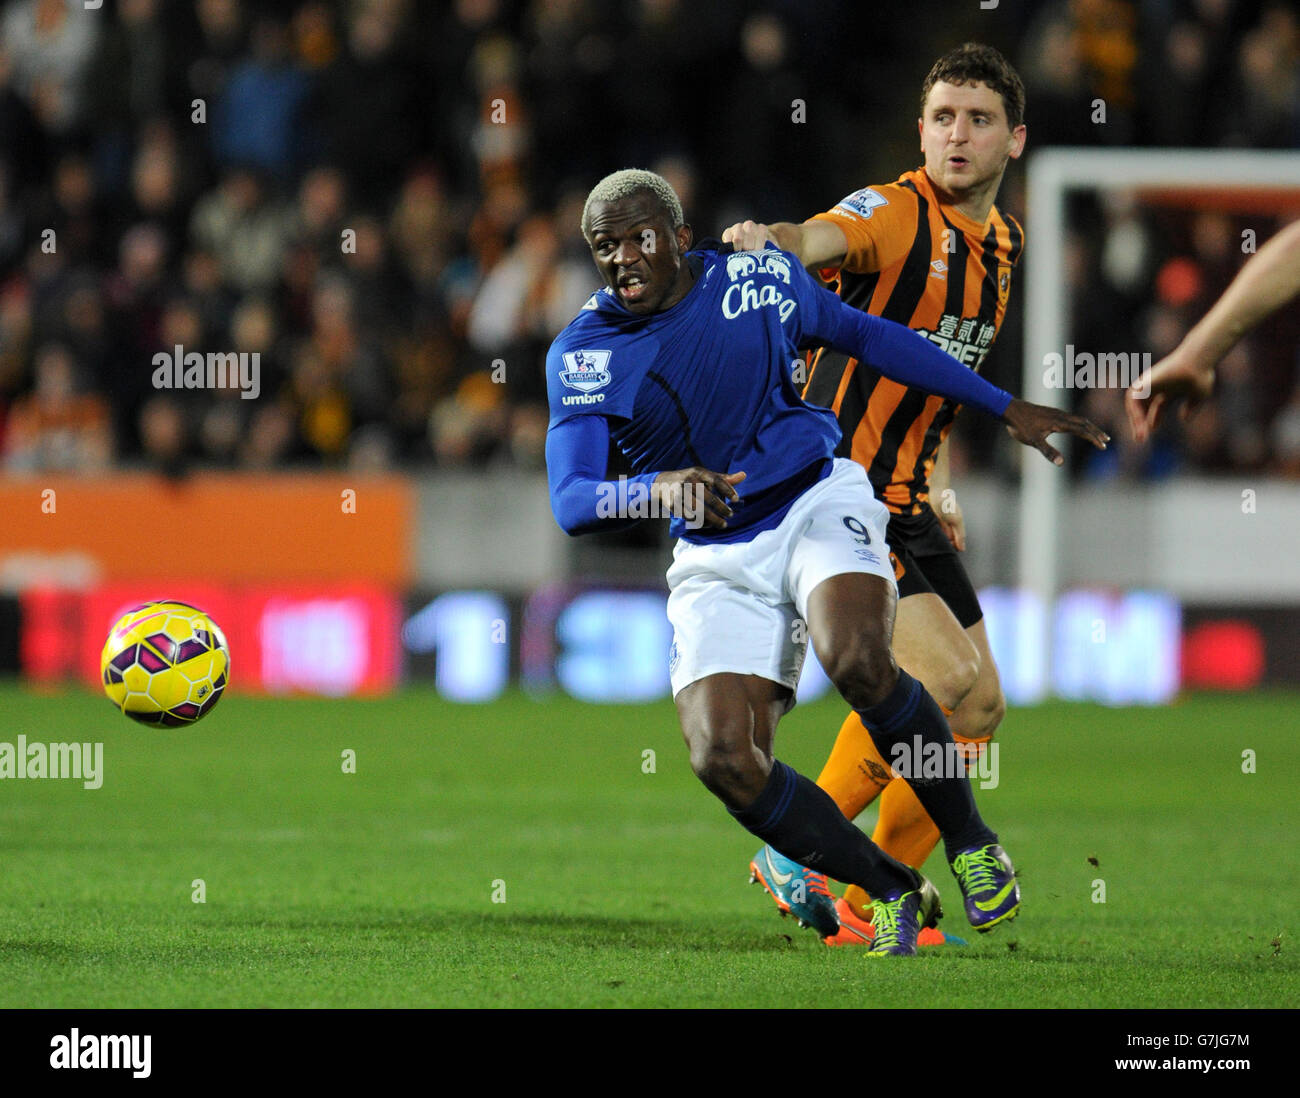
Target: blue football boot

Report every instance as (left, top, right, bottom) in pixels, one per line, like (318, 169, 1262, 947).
(748, 845, 840, 938)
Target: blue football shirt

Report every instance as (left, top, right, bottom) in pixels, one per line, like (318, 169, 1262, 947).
(546, 246, 843, 542)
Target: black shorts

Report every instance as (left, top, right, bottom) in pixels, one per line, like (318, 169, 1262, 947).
(886, 506, 984, 630)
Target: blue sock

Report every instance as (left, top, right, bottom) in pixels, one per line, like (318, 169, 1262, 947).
(730, 760, 917, 900)
(855, 670, 996, 861)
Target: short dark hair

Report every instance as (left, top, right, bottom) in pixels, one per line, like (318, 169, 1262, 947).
(921, 43, 1025, 129)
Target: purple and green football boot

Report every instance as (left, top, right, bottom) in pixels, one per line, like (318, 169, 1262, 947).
(864, 874, 943, 957)
(950, 843, 1020, 931)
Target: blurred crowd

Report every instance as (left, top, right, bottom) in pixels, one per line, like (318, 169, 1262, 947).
(1062, 198, 1300, 480)
(0, 0, 1296, 480)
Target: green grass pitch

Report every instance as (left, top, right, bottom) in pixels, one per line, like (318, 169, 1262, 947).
(0, 684, 1294, 1008)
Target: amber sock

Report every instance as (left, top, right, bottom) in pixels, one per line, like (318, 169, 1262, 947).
(814, 710, 896, 820)
(814, 696, 965, 813)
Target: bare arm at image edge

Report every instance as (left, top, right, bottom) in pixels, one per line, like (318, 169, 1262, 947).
(1126, 219, 1300, 442)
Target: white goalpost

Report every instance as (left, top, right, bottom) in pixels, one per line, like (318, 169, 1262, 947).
(1018, 148, 1300, 687)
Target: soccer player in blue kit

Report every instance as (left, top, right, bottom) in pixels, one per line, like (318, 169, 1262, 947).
(545, 170, 1108, 954)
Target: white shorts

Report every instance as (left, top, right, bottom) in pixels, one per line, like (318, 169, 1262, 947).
(665, 458, 896, 699)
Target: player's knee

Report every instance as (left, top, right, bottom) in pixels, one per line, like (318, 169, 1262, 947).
(975, 686, 1006, 738)
(929, 652, 981, 713)
(683, 721, 763, 803)
(820, 635, 897, 711)
(690, 743, 763, 805)
(952, 681, 1005, 740)
(988, 688, 1006, 730)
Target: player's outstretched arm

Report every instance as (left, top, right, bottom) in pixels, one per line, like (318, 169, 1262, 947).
(1126, 219, 1300, 443)
(721, 219, 848, 270)
(814, 302, 1109, 463)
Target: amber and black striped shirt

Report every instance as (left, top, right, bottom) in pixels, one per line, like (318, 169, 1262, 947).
(802, 168, 1023, 514)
